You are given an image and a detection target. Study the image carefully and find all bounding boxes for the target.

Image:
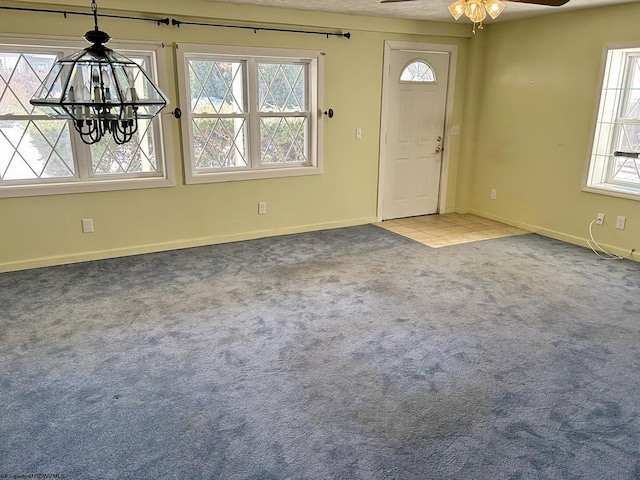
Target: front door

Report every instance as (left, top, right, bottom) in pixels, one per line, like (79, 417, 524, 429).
(379, 48, 450, 220)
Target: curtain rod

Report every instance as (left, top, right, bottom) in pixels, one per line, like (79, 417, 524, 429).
(0, 5, 170, 25)
(0, 5, 351, 39)
(170, 19, 351, 39)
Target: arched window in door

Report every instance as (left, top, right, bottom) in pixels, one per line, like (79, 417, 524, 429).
(400, 60, 436, 83)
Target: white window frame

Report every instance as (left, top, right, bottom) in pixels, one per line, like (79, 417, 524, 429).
(583, 43, 640, 201)
(176, 43, 324, 184)
(0, 34, 174, 198)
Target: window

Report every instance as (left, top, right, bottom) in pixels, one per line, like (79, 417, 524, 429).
(0, 36, 172, 198)
(177, 44, 323, 183)
(585, 46, 640, 200)
(400, 60, 435, 83)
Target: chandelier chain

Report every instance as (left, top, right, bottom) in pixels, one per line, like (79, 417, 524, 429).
(91, 0, 99, 31)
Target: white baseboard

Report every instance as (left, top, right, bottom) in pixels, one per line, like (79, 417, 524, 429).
(1, 217, 377, 273)
(464, 209, 638, 262)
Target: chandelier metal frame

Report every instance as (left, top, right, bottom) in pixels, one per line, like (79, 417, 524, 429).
(30, 1, 168, 145)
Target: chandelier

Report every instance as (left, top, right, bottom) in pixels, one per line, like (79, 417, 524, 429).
(448, 0, 505, 33)
(30, 0, 168, 144)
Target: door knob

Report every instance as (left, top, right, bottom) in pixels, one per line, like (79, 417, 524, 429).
(437, 136, 442, 142)
(435, 146, 442, 153)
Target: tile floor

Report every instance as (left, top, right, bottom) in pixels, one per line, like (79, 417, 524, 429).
(373, 213, 529, 248)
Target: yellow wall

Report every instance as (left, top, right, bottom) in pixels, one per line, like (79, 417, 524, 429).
(466, 2, 640, 259)
(0, 0, 471, 272)
(5, 0, 639, 273)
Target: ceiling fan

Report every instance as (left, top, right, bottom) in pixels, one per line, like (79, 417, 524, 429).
(381, 0, 570, 32)
(380, 0, 569, 6)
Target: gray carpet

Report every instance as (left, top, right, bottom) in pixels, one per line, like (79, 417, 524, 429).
(1, 225, 639, 479)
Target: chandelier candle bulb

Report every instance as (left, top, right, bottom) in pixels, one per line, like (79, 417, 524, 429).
(67, 87, 76, 117)
(92, 69, 101, 102)
(103, 73, 111, 101)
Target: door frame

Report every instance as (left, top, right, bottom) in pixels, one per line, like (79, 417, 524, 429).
(377, 41, 458, 221)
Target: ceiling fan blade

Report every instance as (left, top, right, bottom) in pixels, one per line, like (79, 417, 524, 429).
(506, 0, 569, 5)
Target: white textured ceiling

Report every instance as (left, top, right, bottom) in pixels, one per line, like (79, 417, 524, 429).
(207, 0, 640, 23)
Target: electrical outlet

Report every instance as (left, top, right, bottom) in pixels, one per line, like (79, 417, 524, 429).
(596, 213, 605, 225)
(81, 218, 94, 233)
(356, 128, 362, 140)
(258, 202, 267, 215)
(616, 216, 626, 230)
(490, 189, 497, 200)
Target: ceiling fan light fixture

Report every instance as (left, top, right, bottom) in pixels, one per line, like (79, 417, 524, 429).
(447, 0, 510, 32)
(447, 0, 467, 20)
(485, 0, 505, 19)
(464, 0, 487, 23)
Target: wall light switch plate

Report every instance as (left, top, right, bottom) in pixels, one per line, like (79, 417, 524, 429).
(356, 128, 362, 140)
(450, 125, 460, 136)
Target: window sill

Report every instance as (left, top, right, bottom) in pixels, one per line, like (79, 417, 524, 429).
(185, 165, 323, 184)
(0, 176, 175, 198)
(582, 183, 640, 202)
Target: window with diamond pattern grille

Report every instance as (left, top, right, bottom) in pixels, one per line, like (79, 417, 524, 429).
(586, 47, 640, 199)
(178, 45, 322, 183)
(188, 59, 248, 169)
(258, 63, 307, 165)
(0, 51, 74, 181)
(0, 38, 170, 197)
